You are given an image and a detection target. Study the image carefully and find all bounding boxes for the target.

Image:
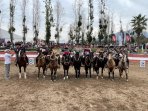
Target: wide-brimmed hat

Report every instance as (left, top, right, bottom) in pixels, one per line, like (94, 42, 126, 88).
(5, 49, 10, 52)
(95, 52, 99, 55)
(76, 51, 79, 55)
(15, 42, 21, 46)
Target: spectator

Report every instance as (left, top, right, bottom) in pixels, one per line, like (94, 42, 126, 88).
(4, 49, 14, 80)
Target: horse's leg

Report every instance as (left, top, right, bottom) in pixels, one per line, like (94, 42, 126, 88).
(112, 70, 115, 80)
(85, 67, 88, 78)
(24, 66, 27, 79)
(51, 70, 53, 81)
(43, 67, 46, 79)
(37, 67, 40, 80)
(54, 69, 57, 81)
(78, 69, 80, 78)
(120, 69, 123, 78)
(63, 69, 66, 80)
(101, 68, 104, 79)
(75, 68, 77, 79)
(89, 68, 91, 78)
(66, 69, 69, 79)
(96, 68, 99, 79)
(125, 69, 128, 82)
(119, 69, 122, 78)
(108, 70, 110, 79)
(51, 69, 54, 81)
(19, 66, 22, 79)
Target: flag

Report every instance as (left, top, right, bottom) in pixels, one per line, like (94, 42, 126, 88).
(126, 33, 131, 42)
(112, 34, 116, 42)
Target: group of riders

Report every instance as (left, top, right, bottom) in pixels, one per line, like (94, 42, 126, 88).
(13, 42, 129, 81)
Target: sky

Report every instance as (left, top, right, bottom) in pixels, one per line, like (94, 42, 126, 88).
(0, 0, 148, 43)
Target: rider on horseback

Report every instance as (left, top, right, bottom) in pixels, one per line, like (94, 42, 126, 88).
(36, 45, 50, 67)
(14, 42, 28, 66)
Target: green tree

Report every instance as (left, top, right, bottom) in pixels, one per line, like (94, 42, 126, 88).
(87, 0, 94, 44)
(9, 0, 16, 48)
(44, 0, 54, 45)
(55, 0, 63, 44)
(68, 25, 75, 45)
(131, 14, 148, 46)
(21, 0, 28, 45)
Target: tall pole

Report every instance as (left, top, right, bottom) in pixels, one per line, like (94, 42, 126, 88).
(120, 18, 124, 45)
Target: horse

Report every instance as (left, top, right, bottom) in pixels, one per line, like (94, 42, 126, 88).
(17, 51, 28, 79)
(118, 53, 129, 81)
(62, 54, 71, 80)
(93, 52, 107, 79)
(84, 55, 92, 78)
(72, 53, 81, 79)
(36, 54, 47, 79)
(47, 52, 59, 81)
(106, 53, 116, 80)
(113, 53, 120, 69)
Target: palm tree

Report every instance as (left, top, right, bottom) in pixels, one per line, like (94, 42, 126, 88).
(131, 14, 148, 46)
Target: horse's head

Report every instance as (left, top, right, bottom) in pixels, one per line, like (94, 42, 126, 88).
(20, 51, 23, 56)
(85, 55, 90, 63)
(38, 54, 46, 64)
(63, 54, 70, 64)
(120, 54, 128, 64)
(108, 53, 113, 60)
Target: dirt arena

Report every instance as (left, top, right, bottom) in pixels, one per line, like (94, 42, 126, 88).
(0, 61, 148, 111)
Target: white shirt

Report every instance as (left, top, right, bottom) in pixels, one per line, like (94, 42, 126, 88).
(4, 53, 12, 64)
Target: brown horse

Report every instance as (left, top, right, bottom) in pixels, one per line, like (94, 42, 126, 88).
(118, 54, 129, 81)
(36, 54, 46, 79)
(106, 53, 116, 80)
(47, 52, 59, 81)
(17, 51, 28, 79)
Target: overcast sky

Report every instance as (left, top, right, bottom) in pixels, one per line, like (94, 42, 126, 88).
(0, 0, 148, 43)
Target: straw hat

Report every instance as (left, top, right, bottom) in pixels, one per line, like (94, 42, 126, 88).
(5, 49, 10, 53)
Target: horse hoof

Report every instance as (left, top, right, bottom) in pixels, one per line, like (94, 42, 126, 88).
(19, 76, 21, 79)
(101, 76, 104, 79)
(43, 76, 45, 79)
(96, 76, 98, 80)
(66, 76, 69, 79)
(24, 73, 27, 79)
(126, 79, 128, 82)
(19, 73, 21, 79)
(63, 77, 65, 80)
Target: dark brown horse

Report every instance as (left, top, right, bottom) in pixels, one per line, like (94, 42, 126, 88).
(36, 54, 46, 79)
(62, 54, 71, 80)
(93, 52, 108, 79)
(47, 52, 59, 81)
(84, 55, 92, 78)
(17, 51, 28, 79)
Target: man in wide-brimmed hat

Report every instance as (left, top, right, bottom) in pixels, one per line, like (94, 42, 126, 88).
(14, 42, 26, 66)
(4, 49, 14, 80)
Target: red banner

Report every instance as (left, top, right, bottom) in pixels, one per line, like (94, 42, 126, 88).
(112, 34, 116, 42)
(126, 33, 131, 42)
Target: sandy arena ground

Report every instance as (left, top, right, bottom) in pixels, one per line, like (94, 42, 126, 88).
(0, 61, 148, 111)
